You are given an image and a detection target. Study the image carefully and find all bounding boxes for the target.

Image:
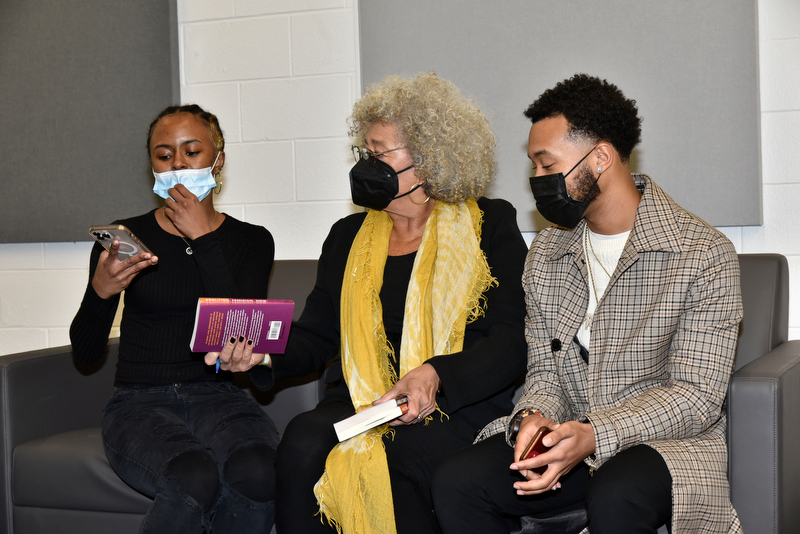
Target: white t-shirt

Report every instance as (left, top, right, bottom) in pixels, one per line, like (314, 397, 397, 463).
(577, 227, 630, 350)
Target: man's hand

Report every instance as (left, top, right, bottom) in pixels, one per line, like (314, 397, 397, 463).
(91, 241, 158, 299)
(204, 336, 267, 373)
(510, 418, 596, 495)
(374, 363, 439, 426)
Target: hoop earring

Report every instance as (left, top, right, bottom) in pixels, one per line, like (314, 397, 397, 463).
(409, 183, 430, 205)
(214, 173, 223, 194)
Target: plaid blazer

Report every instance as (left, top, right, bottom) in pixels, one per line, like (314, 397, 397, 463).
(478, 175, 743, 533)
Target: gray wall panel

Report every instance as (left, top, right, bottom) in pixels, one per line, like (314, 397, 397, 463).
(0, 0, 179, 243)
(359, 0, 761, 231)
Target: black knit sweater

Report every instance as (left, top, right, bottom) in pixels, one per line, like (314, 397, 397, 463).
(70, 210, 274, 386)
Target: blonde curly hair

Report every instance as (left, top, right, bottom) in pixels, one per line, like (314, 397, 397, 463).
(349, 72, 496, 203)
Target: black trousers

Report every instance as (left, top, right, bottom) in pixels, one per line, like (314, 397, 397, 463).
(275, 385, 489, 534)
(432, 433, 672, 534)
(103, 382, 278, 534)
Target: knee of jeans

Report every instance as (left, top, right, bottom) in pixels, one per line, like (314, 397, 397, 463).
(586, 469, 645, 524)
(586, 466, 613, 508)
(430, 460, 451, 506)
(432, 453, 472, 503)
(224, 444, 276, 503)
(277, 412, 335, 469)
(386, 451, 423, 486)
(163, 450, 220, 512)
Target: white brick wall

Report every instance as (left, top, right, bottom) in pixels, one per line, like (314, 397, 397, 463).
(178, 0, 360, 258)
(1, 0, 799, 355)
(743, 0, 800, 338)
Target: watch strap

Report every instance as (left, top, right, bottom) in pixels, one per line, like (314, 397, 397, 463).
(508, 408, 542, 442)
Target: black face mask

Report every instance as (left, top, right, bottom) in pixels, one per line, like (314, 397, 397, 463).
(529, 148, 598, 228)
(349, 157, 418, 210)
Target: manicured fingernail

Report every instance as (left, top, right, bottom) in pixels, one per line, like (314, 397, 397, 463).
(229, 337, 236, 344)
(247, 339, 253, 346)
(238, 335, 244, 342)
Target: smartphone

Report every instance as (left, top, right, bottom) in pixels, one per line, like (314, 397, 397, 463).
(520, 426, 551, 473)
(89, 225, 152, 261)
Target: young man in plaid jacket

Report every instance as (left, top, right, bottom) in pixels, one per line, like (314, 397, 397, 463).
(433, 74, 743, 534)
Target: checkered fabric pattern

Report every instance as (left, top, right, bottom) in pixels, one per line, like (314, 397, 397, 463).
(478, 175, 743, 533)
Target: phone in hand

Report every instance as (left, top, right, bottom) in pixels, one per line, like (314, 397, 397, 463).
(89, 225, 152, 261)
(520, 426, 551, 473)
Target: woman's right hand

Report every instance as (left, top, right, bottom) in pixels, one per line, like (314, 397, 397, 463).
(374, 363, 440, 426)
(91, 240, 158, 299)
(205, 336, 267, 373)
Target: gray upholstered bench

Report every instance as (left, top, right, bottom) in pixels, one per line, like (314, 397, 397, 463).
(2, 255, 799, 533)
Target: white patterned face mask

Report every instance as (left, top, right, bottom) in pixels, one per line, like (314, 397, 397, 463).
(152, 152, 220, 202)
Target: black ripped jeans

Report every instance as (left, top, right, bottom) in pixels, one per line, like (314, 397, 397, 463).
(102, 381, 279, 534)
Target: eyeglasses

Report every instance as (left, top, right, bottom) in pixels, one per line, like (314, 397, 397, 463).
(351, 145, 407, 163)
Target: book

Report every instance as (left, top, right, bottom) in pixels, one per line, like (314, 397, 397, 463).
(333, 396, 409, 442)
(189, 298, 294, 353)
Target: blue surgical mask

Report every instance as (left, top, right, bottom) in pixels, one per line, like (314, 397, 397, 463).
(152, 152, 220, 202)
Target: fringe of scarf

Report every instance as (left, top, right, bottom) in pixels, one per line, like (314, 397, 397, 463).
(313, 199, 496, 534)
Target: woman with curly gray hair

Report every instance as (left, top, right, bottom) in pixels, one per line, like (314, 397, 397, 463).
(222, 72, 528, 534)
(348, 71, 496, 204)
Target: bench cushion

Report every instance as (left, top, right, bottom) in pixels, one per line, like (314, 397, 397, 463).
(14, 428, 151, 513)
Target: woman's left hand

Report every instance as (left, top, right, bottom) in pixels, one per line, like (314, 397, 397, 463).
(374, 363, 440, 426)
(164, 183, 213, 240)
(204, 336, 266, 373)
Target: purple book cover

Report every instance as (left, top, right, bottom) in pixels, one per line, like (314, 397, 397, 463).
(190, 298, 294, 353)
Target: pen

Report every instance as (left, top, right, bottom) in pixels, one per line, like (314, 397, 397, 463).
(215, 359, 220, 373)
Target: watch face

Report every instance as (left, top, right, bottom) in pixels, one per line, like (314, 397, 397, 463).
(508, 413, 522, 438)
(509, 410, 529, 439)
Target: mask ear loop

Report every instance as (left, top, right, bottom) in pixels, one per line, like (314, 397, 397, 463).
(408, 183, 430, 205)
(564, 147, 598, 202)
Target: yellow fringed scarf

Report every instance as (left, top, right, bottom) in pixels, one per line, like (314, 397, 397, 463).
(313, 199, 497, 534)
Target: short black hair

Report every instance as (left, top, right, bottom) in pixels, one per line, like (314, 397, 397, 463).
(524, 74, 642, 162)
